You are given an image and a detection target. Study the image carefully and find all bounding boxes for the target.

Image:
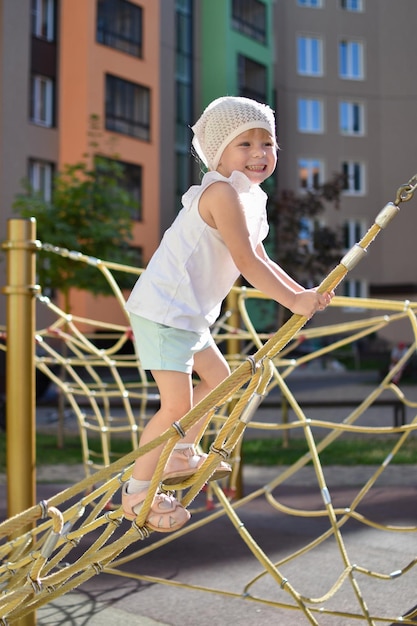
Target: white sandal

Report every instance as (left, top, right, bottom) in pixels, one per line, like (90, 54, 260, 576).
(122, 484, 190, 532)
(162, 446, 232, 486)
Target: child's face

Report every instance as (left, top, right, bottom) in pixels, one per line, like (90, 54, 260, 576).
(216, 128, 277, 184)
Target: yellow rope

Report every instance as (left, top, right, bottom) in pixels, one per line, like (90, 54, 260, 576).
(1, 176, 417, 624)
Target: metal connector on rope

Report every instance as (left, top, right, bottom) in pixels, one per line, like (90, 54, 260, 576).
(210, 444, 229, 460)
(395, 173, 417, 205)
(40, 531, 61, 560)
(374, 202, 400, 228)
(340, 244, 367, 271)
(338, 176, 416, 276)
(172, 421, 186, 438)
(239, 393, 264, 425)
(245, 355, 257, 375)
(132, 521, 151, 540)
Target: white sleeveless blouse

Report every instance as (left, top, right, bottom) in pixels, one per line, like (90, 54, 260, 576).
(125, 170, 269, 333)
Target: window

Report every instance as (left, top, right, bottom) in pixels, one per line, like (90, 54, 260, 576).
(30, 74, 54, 127)
(97, 0, 143, 57)
(176, 0, 194, 210)
(339, 101, 364, 135)
(298, 0, 322, 7)
(176, 4, 193, 81)
(105, 75, 150, 140)
(298, 217, 315, 252)
(341, 0, 363, 11)
(119, 160, 142, 220)
(176, 83, 192, 146)
(298, 98, 323, 133)
(96, 157, 142, 220)
(231, 0, 267, 44)
(28, 159, 54, 202)
(130, 246, 143, 269)
(342, 161, 365, 194)
(343, 219, 366, 249)
(297, 36, 323, 76)
(238, 55, 267, 102)
(343, 222, 368, 305)
(31, 0, 56, 41)
(298, 158, 323, 190)
(339, 40, 364, 79)
(342, 279, 367, 301)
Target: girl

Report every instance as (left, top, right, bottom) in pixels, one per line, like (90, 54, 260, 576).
(122, 96, 333, 532)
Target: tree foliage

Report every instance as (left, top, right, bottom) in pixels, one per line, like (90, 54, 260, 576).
(13, 156, 138, 308)
(242, 173, 346, 331)
(267, 173, 346, 287)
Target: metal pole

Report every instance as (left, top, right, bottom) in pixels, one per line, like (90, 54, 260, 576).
(2, 218, 39, 626)
(225, 287, 241, 358)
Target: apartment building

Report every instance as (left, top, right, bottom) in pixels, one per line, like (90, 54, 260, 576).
(162, 0, 194, 227)
(197, 0, 275, 107)
(1, 0, 416, 343)
(194, 0, 277, 331)
(194, 0, 417, 343)
(0, 0, 169, 328)
(273, 0, 417, 342)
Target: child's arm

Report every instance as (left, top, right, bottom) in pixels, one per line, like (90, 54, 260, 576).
(255, 241, 334, 314)
(199, 182, 332, 318)
(255, 242, 304, 293)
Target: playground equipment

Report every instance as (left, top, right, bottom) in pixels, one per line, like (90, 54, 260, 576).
(1, 175, 417, 625)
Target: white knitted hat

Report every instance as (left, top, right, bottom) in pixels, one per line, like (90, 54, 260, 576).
(191, 96, 276, 170)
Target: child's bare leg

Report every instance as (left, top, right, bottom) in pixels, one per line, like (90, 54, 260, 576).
(183, 342, 230, 443)
(161, 344, 232, 485)
(132, 370, 193, 481)
(130, 344, 230, 485)
(122, 369, 193, 530)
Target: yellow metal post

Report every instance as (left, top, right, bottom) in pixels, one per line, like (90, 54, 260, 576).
(2, 218, 39, 626)
(225, 286, 241, 359)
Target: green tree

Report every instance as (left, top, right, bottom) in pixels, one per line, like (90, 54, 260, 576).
(13, 155, 138, 312)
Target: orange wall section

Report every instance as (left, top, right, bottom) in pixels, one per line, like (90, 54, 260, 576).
(58, 0, 92, 167)
(57, 0, 161, 326)
(65, 289, 135, 328)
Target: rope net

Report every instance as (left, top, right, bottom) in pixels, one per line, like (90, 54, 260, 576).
(1, 177, 417, 625)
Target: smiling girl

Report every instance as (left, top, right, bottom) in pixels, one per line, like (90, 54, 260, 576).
(122, 96, 333, 532)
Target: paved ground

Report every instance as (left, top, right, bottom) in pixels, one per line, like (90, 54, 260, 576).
(2, 464, 416, 626)
(1, 369, 417, 625)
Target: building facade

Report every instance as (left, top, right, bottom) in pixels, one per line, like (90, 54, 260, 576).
(1, 0, 417, 343)
(198, 0, 275, 107)
(0, 0, 165, 327)
(273, 0, 417, 342)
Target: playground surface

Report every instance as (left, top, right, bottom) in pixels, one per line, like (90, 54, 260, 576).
(1, 464, 416, 626)
(1, 369, 417, 625)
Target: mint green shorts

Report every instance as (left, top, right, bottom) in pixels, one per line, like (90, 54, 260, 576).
(129, 313, 215, 374)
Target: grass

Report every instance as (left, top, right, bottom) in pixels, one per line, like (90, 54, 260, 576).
(1, 431, 417, 471)
(241, 436, 417, 466)
(0, 432, 132, 471)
